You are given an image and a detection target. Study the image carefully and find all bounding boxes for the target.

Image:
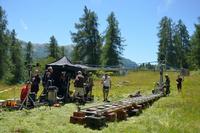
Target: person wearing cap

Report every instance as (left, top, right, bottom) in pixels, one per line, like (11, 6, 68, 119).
(164, 74, 170, 96)
(101, 73, 111, 102)
(20, 81, 32, 102)
(74, 71, 85, 102)
(42, 66, 54, 94)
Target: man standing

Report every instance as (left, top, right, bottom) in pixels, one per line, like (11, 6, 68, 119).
(42, 66, 54, 94)
(102, 73, 111, 102)
(74, 71, 85, 102)
(165, 74, 170, 96)
(85, 72, 94, 100)
(31, 70, 41, 95)
(176, 75, 183, 92)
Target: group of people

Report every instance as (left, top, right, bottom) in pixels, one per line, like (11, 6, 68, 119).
(73, 71, 93, 103)
(153, 74, 184, 96)
(20, 65, 113, 105)
(20, 65, 184, 106)
(73, 71, 112, 103)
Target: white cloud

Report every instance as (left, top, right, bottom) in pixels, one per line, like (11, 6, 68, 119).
(20, 19, 28, 30)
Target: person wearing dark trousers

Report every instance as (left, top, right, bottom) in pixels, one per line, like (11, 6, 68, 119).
(165, 74, 170, 96)
(31, 70, 41, 95)
(74, 71, 85, 103)
(176, 75, 183, 92)
(85, 72, 94, 100)
(59, 72, 70, 102)
(101, 73, 111, 102)
(42, 66, 54, 95)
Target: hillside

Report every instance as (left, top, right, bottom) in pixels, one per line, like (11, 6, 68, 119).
(20, 40, 73, 59)
(20, 41, 138, 68)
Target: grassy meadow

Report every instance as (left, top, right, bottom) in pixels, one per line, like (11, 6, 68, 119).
(0, 71, 200, 133)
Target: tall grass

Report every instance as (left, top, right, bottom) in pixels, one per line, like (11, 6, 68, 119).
(0, 71, 199, 133)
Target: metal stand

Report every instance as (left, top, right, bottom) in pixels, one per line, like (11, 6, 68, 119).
(19, 64, 37, 110)
(19, 90, 36, 110)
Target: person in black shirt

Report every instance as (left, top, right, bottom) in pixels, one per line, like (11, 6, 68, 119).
(59, 72, 70, 102)
(85, 72, 94, 99)
(165, 74, 170, 96)
(74, 71, 85, 102)
(31, 70, 41, 95)
(42, 66, 54, 94)
(176, 75, 183, 92)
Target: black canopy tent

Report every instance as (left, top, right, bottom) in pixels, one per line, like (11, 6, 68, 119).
(45, 57, 83, 97)
(46, 56, 82, 78)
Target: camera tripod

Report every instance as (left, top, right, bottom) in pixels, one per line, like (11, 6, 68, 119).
(19, 90, 36, 110)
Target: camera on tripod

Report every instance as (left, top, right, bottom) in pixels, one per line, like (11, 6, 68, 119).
(24, 62, 40, 80)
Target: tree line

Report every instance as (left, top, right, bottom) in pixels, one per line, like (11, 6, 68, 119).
(0, 6, 65, 84)
(71, 6, 124, 66)
(0, 6, 124, 84)
(1, 5, 200, 84)
(157, 16, 200, 69)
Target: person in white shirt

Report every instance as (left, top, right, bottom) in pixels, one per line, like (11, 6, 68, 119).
(101, 73, 111, 102)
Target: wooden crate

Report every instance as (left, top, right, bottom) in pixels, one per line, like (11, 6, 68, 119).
(73, 112, 85, 117)
(106, 112, 117, 122)
(116, 109, 127, 121)
(70, 116, 85, 125)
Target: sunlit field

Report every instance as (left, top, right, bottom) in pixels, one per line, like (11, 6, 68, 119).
(0, 71, 200, 133)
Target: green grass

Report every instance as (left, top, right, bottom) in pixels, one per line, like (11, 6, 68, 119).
(0, 71, 200, 133)
(0, 82, 21, 100)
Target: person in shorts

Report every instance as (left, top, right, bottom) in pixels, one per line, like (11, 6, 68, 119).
(101, 73, 111, 102)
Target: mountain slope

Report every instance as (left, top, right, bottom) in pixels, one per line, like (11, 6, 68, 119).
(20, 41, 137, 68)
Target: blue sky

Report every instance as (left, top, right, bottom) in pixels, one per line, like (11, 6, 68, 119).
(0, 0, 199, 63)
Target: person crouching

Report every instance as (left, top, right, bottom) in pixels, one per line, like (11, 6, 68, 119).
(20, 81, 32, 103)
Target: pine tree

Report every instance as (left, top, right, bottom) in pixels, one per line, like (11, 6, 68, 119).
(190, 17, 200, 68)
(48, 35, 59, 59)
(25, 41, 33, 65)
(71, 6, 102, 65)
(173, 20, 190, 68)
(157, 16, 176, 68)
(0, 6, 8, 79)
(101, 12, 125, 66)
(60, 46, 65, 57)
(10, 29, 24, 83)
